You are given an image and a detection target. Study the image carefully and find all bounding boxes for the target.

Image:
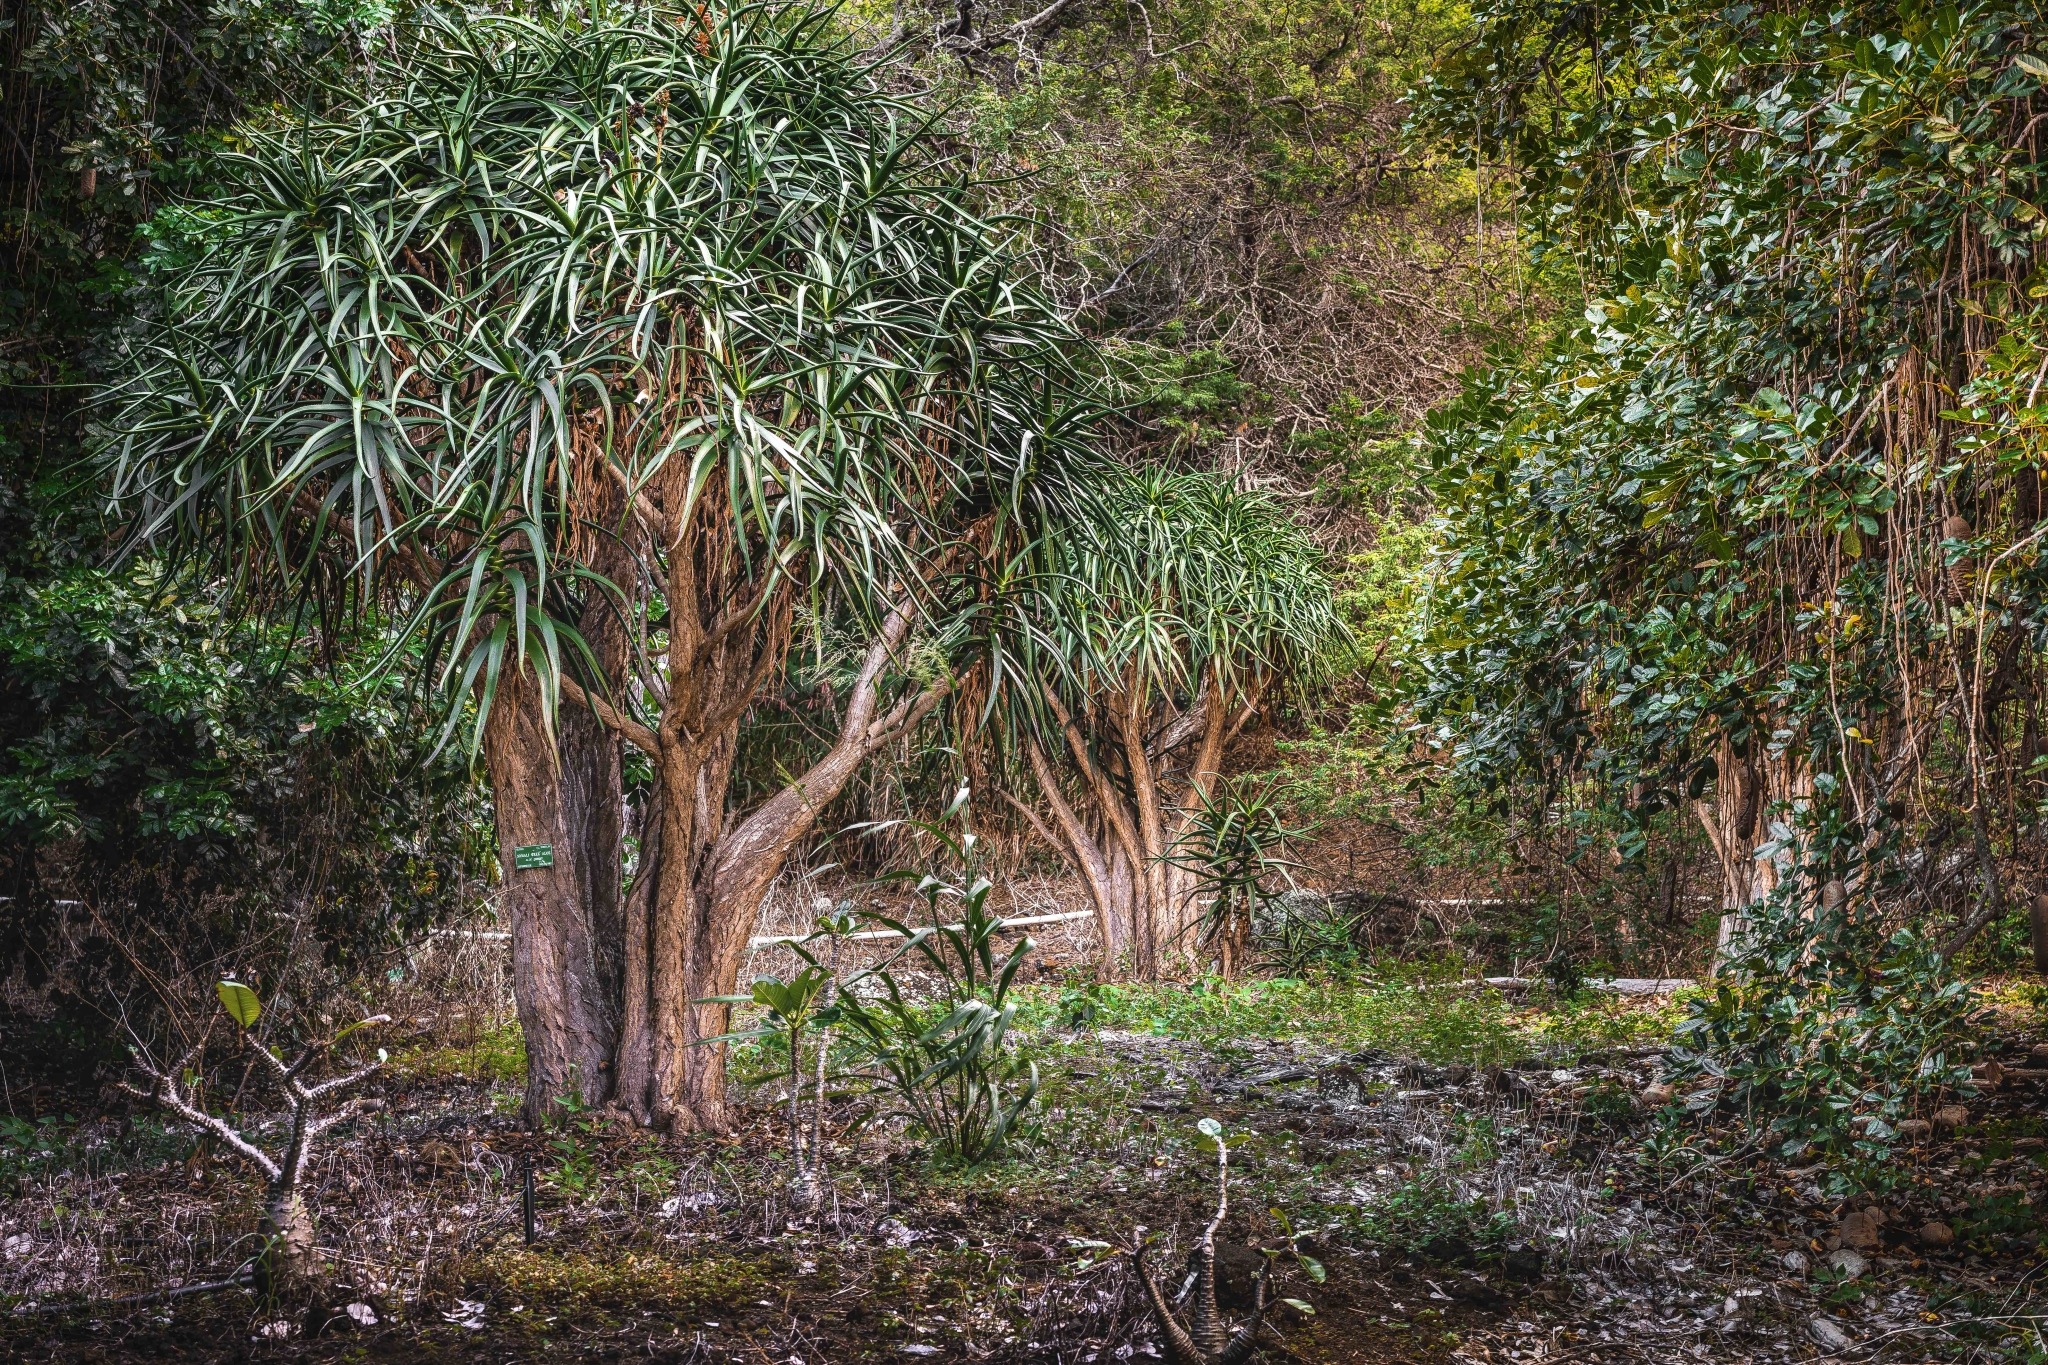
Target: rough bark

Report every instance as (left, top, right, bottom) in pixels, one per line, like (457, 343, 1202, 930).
(482, 666, 619, 1124)
(601, 594, 946, 1131)
(1027, 737, 1124, 963)
(2033, 891, 2048, 975)
(1026, 672, 1250, 980)
(1696, 742, 1809, 968)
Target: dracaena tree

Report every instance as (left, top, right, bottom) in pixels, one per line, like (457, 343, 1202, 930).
(1006, 471, 1340, 978)
(102, 5, 1096, 1130)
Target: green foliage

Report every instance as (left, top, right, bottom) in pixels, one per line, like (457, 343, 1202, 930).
(837, 801, 1039, 1164)
(1036, 969, 1533, 1065)
(1168, 778, 1308, 967)
(1363, 1176, 1517, 1259)
(1023, 469, 1343, 713)
(1254, 895, 1367, 977)
(1668, 879, 1983, 1170)
(0, 554, 490, 1067)
(215, 980, 262, 1029)
(1403, 0, 2048, 915)
(0, 1, 500, 1079)
(103, 4, 1095, 751)
(902, 0, 1491, 431)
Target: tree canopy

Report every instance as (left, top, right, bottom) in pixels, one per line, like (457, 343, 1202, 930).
(1405, 0, 2048, 954)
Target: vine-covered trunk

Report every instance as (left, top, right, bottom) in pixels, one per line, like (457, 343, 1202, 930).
(1697, 741, 1810, 966)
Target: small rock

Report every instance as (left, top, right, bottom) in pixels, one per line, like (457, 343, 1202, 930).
(2029, 1042, 2048, 1065)
(1838, 1208, 1885, 1251)
(1826, 1248, 1869, 1279)
(1896, 1118, 1933, 1144)
(1641, 1082, 1675, 1107)
(343, 1303, 376, 1328)
(1919, 1220, 1955, 1249)
(1782, 1249, 1810, 1275)
(1933, 1104, 1971, 1132)
(1500, 1243, 1545, 1281)
(1015, 1240, 1058, 1263)
(1440, 1064, 1473, 1087)
(1316, 1064, 1365, 1105)
(1808, 1316, 1856, 1353)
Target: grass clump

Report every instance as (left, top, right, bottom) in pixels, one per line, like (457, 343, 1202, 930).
(388, 1017, 525, 1086)
(1025, 971, 1532, 1064)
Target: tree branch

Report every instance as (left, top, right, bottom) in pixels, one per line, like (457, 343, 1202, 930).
(560, 674, 662, 754)
(120, 1056, 282, 1181)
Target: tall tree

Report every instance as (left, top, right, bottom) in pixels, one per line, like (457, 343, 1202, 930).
(1009, 471, 1339, 977)
(103, 6, 1095, 1128)
(1405, 0, 2048, 956)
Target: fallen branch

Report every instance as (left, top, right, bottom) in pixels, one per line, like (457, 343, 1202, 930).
(10, 1270, 253, 1316)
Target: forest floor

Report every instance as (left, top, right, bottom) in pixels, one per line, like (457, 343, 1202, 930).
(4, 965, 2047, 1364)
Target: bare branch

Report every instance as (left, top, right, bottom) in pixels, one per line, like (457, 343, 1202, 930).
(120, 1063, 282, 1181)
(560, 673, 662, 754)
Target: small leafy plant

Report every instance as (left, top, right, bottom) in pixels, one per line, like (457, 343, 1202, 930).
(1667, 877, 1981, 1174)
(1130, 1118, 1316, 1365)
(1168, 778, 1308, 979)
(835, 793, 1039, 1164)
(708, 959, 837, 1200)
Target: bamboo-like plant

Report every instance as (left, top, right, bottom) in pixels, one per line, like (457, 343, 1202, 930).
(102, 6, 1096, 1129)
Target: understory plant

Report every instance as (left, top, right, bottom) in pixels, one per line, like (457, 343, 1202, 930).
(121, 981, 387, 1297)
(1166, 778, 1307, 979)
(1130, 1118, 1317, 1365)
(836, 795, 1039, 1164)
(1667, 866, 1981, 1171)
(707, 936, 841, 1202)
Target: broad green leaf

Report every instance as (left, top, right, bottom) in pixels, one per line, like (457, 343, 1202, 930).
(216, 980, 261, 1029)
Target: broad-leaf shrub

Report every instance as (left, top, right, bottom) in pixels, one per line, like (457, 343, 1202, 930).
(1668, 885, 1981, 1167)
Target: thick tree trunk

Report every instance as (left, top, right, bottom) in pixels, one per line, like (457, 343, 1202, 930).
(1156, 684, 1231, 972)
(607, 603, 943, 1131)
(1697, 742, 1809, 968)
(1028, 738, 1123, 963)
(1117, 688, 1175, 971)
(253, 1190, 319, 1302)
(482, 667, 619, 1125)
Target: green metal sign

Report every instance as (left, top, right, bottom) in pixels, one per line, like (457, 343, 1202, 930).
(513, 844, 554, 870)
